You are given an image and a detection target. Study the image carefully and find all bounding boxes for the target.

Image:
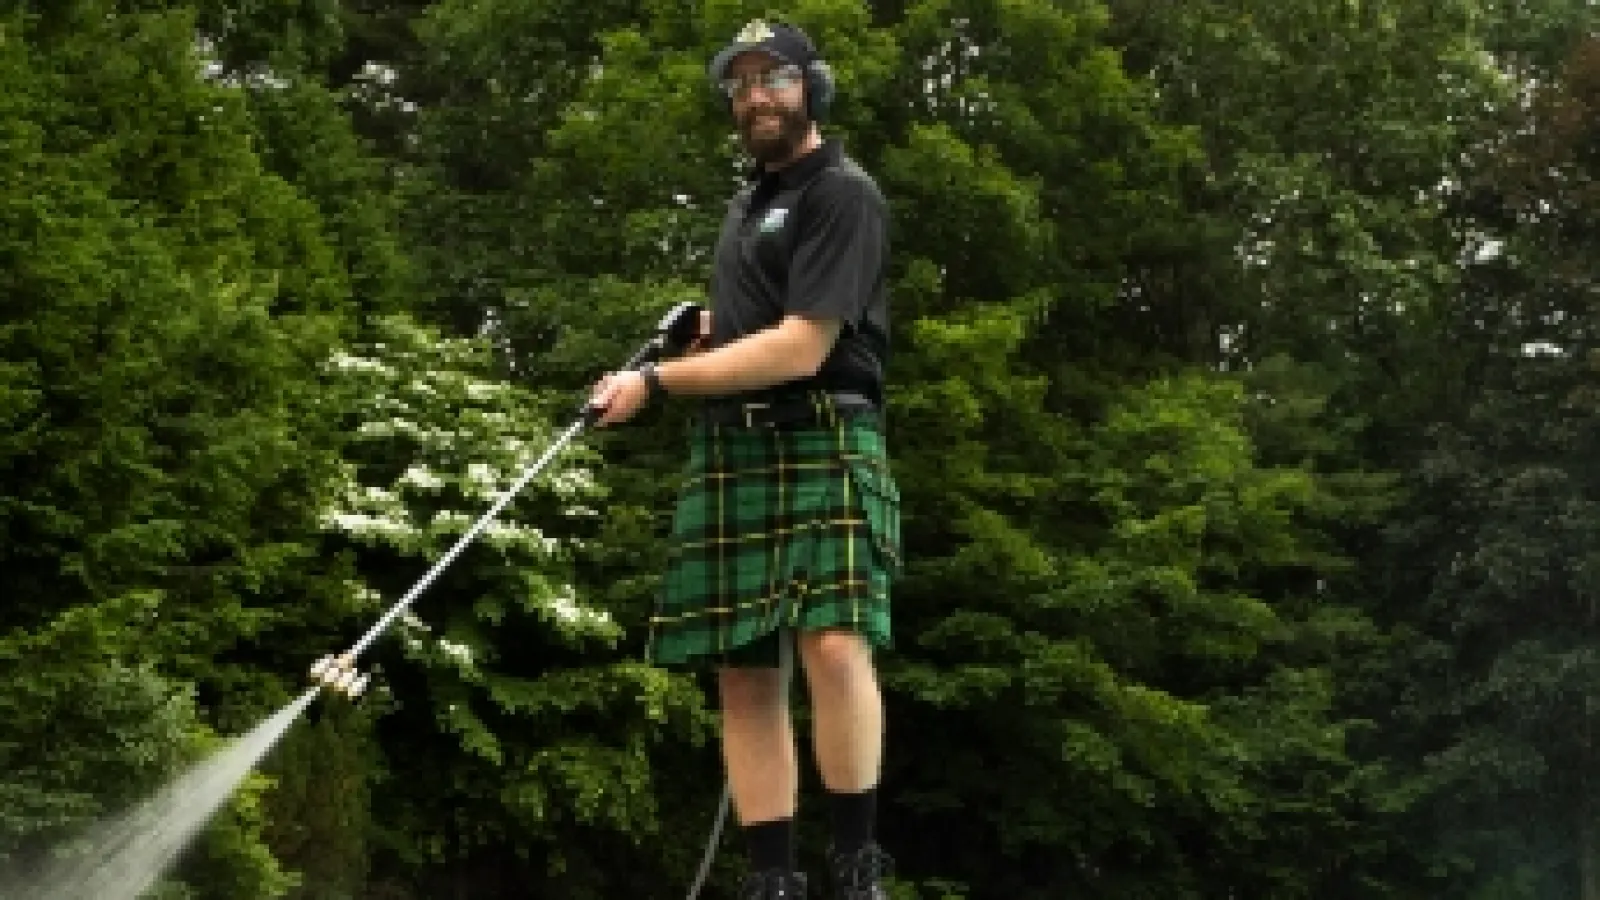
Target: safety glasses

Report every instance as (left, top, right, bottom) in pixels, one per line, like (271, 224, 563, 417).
(718, 64, 803, 99)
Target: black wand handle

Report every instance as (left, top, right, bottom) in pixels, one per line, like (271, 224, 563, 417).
(577, 301, 704, 424)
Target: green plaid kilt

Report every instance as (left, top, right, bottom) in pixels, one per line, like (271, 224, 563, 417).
(646, 406, 903, 668)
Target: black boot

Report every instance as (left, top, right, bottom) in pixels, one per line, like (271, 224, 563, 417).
(826, 843, 892, 899)
(740, 868, 809, 899)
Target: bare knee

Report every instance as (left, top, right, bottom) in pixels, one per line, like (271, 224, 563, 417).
(718, 666, 786, 716)
(799, 629, 875, 688)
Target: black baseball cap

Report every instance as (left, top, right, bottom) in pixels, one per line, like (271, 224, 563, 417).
(708, 19, 820, 82)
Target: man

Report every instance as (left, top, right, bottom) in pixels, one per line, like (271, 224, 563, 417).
(586, 18, 901, 900)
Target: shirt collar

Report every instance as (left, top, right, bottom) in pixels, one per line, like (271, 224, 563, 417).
(747, 139, 844, 188)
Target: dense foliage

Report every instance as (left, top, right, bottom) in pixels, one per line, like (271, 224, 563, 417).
(0, 0, 1597, 897)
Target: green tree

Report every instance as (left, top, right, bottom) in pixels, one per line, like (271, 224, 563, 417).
(1378, 36, 1600, 898)
(0, 4, 382, 896)
(1097, 2, 1593, 892)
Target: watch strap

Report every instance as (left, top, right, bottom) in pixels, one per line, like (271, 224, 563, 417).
(640, 362, 665, 399)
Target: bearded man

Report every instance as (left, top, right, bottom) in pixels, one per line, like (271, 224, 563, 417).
(586, 18, 902, 900)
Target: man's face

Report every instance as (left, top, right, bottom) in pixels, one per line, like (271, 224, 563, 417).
(725, 52, 810, 166)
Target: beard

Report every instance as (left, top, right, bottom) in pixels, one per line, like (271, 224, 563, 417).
(736, 104, 811, 166)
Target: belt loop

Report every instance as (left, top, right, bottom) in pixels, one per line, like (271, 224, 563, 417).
(815, 390, 838, 429)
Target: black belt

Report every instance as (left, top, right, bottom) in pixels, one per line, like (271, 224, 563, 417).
(699, 391, 878, 428)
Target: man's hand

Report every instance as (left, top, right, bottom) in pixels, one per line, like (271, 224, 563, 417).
(586, 313, 839, 422)
(587, 369, 651, 427)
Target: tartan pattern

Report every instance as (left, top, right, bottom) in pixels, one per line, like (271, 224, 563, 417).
(646, 406, 902, 668)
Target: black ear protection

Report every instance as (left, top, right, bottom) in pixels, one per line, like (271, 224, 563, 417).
(801, 54, 836, 122)
(710, 20, 836, 123)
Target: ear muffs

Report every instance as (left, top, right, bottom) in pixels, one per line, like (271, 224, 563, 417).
(804, 58, 835, 122)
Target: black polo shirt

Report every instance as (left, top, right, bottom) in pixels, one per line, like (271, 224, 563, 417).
(708, 139, 891, 404)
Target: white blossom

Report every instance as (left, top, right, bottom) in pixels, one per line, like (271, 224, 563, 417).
(465, 463, 502, 491)
(438, 637, 475, 665)
(545, 584, 615, 632)
(319, 314, 617, 657)
(321, 511, 414, 539)
(400, 464, 445, 490)
(466, 380, 507, 401)
(328, 352, 394, 376)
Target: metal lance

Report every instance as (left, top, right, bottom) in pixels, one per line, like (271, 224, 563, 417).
(308, 302, 704, 698)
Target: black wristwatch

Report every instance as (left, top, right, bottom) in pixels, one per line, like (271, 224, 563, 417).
(640, 362, 666, 400)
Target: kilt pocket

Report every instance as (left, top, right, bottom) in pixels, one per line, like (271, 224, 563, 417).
(845, 457, 903, 575)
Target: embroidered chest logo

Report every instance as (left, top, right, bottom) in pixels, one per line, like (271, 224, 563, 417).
(758, 207, 789, 234)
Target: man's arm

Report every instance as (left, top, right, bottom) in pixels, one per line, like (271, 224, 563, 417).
(655, 314, 842, 396)
(586, 171, 882, 425)
(656, 173, 883, 398)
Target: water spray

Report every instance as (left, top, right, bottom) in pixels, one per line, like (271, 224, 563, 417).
(308, 301, 704, 701)
(0, 304, 707, 900)
(0, 301, 704, 896)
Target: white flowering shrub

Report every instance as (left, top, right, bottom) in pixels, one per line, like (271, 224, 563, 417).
(318, 314, 618, 683)
(311, 314, 710, 868)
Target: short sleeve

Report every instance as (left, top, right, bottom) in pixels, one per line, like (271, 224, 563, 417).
(784, 173, 888, 325)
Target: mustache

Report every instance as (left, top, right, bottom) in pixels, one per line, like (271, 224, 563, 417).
(738, 106, 787, 122)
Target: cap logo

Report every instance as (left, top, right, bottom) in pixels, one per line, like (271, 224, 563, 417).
(736, 20, 775, 43)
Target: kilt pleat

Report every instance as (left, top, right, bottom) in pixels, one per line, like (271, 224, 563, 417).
(646, 414, 902, 668)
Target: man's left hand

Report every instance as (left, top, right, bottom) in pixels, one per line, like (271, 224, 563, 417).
(587, 369, 650, 426)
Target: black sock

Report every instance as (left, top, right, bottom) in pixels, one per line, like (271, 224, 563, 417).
(743, 817, 795, 872)
(828, 787, 877, 854)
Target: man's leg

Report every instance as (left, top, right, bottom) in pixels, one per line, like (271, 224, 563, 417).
(718, 665, 800, 875)
(798, 629, 884, 857)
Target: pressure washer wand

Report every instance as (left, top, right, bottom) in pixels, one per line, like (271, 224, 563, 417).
(309, 301, 705, 699)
